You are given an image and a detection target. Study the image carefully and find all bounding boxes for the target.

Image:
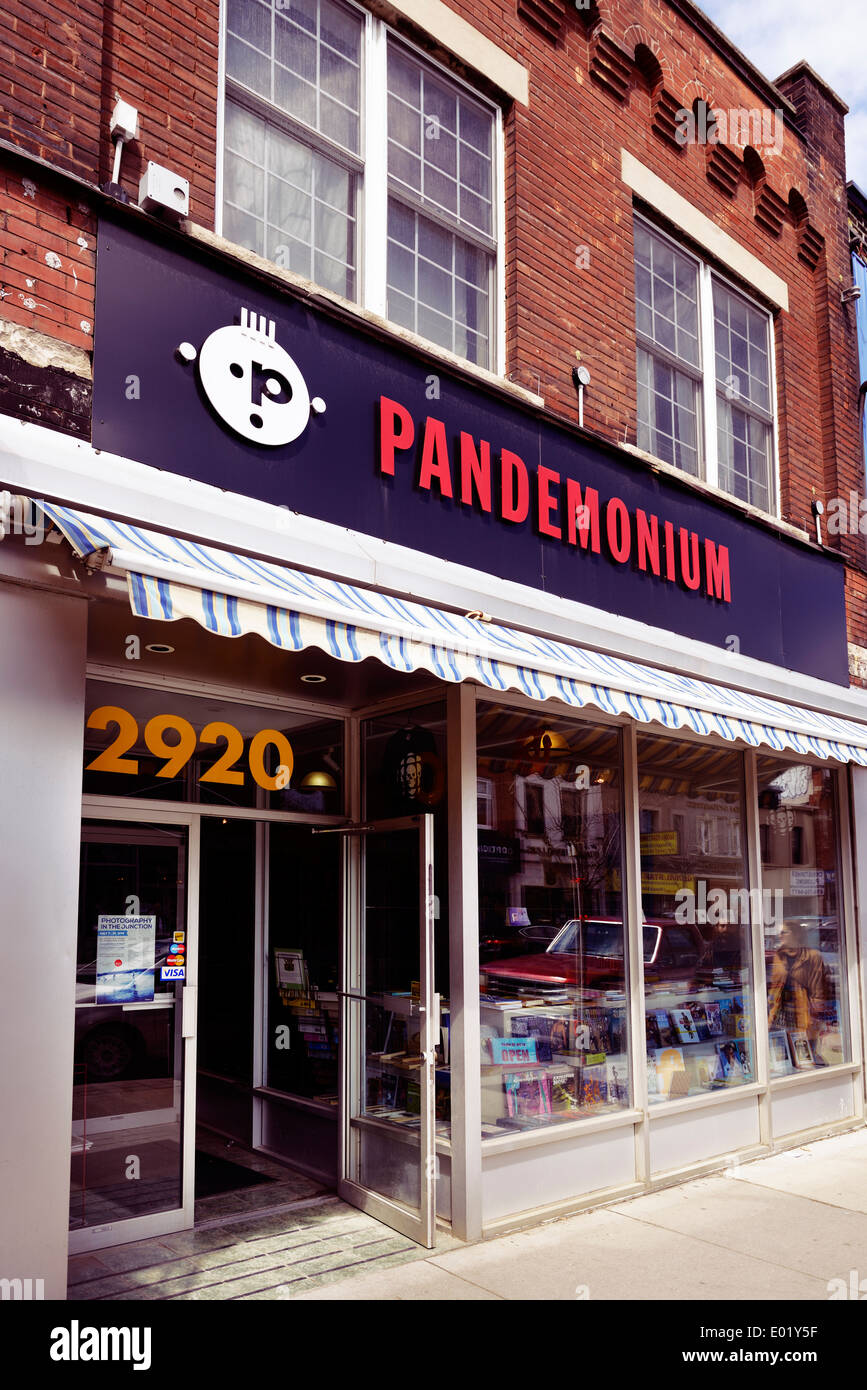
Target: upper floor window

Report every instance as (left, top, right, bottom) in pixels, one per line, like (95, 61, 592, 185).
(634, 217, 776, 514)
(222, 0, 499, 369)
(477, 776, 494, 829)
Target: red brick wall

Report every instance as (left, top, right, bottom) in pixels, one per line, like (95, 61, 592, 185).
(0, 1, 105, 181)
(95, 1, 219, 227)
(0, 158, 96, 352)
(1, 0, 865, 678)
(0, 0, 218, 227)
(477, 5, 860, 542)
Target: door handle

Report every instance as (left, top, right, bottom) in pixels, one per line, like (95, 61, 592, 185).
(181, 985, 197, 1039)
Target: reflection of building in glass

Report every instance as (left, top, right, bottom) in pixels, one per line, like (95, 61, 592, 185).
(476, 712, 623, 947)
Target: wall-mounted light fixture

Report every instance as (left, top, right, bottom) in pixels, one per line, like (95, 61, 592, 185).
(106, 98, 139, 198)
(572, 364, 591, 428)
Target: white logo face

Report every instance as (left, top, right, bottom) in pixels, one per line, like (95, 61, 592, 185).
(177, 307, 325, 447)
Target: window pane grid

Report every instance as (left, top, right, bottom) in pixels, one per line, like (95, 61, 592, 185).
(225, 8, 499, 368)
(637, 347, 700, 477)
(387, 39, 494, 240)
(387, 200, 491, 367)
(717, 398, 772, 512)
(224, 99, 356, 298)
(227, 0, 363, 155)
(634, 219, 776, 513)
(713, 280, 771, 417)
(634, 222, 700, 369)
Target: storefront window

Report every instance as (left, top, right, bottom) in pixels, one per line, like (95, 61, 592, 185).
(477, 707, 630, 1134)
(757, 759, 849, 1074)
(637, 736, 754, 1102)
(82, 679, 343, 812)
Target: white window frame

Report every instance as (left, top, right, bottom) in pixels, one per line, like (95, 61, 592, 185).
(635, 212, 780, 518)
(216, 0, 503, 374)
(477, 775, 494, 829)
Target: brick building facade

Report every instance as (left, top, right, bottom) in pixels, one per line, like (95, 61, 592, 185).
(2, 0, 867, 1297)
(2, 0, 865, 660)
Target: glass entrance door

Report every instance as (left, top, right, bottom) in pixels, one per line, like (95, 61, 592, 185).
(337, 816, 438, 1247)
(70, 817, 197, 1251)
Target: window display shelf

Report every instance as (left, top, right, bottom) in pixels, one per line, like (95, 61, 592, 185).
(481, 1046, 631, 1132)
(351, 1111, 452, 1149)
(367, 1053, 426, 1071)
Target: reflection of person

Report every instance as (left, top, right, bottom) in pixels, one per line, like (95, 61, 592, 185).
(767, 920, 830, 1052)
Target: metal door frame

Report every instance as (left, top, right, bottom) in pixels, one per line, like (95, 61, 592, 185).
(70, 798, 200, 1254)
(331, 815, 437, 1247)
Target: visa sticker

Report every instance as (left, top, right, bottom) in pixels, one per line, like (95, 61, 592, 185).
(161, 966, 185, 980)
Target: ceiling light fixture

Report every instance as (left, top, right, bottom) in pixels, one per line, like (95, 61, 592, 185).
(301, 673, 327, 683)
(145, 643, 175, 655)
(300, 770, 337, 789)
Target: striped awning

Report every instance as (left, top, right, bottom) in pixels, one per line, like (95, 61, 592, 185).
(37, 501, 867, 766)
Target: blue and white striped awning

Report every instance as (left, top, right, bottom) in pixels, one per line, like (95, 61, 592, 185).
(38, 500, 867, 766)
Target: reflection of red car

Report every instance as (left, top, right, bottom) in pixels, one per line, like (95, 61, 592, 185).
(482, 917, 708, 991)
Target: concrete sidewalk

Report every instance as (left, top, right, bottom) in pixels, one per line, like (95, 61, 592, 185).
(288, 1126, 867, 1301)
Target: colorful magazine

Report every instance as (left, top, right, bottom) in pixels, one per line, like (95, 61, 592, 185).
(606, 1060, 629, 1105)
(550, 1066, 580, 1111)
(654, 1046, 687, 1097)
(788, 1031, 815, 1069)
(654, 1010, 675, 1046)
(768, 1030, 792, 1076)
(689, 1052, 723, 1089)
(716, 1040, 753, 1081)
(671, 1009, 700, 1045)
(504, 1070, 552, 1118)
(682, 1002, 710, 1040)
(580, 1063, 608, 1106)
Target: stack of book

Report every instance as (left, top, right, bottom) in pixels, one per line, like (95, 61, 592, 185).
(286, 994, 337, 1083)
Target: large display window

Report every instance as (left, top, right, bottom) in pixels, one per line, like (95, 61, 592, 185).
(757, 758, 850, 1073)
(476, 707, 631, 1134)
(637, 734, 755, 1103)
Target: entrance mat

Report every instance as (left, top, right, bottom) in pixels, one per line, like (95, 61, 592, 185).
(194, 1151, 277, 1200)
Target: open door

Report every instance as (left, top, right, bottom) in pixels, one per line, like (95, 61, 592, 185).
(333, 815, 438, 1247)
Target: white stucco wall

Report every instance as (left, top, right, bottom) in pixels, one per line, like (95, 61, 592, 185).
(0, 582, 87, 1299)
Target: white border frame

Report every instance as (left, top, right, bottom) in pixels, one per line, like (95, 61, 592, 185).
(70, 802, 200, 1255)
(337, 815, 437, 1247)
